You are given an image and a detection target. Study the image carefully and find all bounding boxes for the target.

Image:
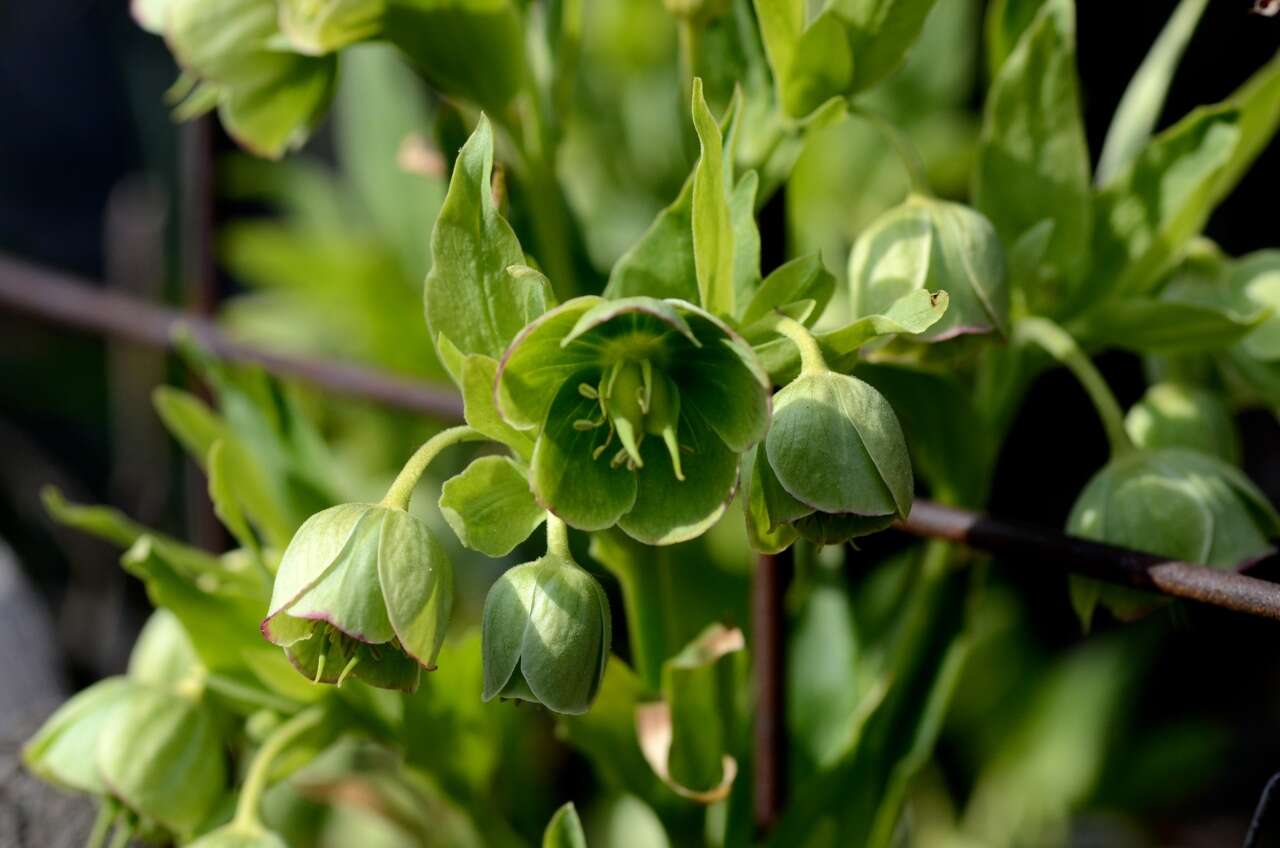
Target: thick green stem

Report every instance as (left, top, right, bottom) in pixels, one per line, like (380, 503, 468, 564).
(546, 513, 572, 560)
(86, 803, 115, 848)
(1016, 317, 1135, 458)
(233, 706, 326, 830)
(851, 106, 930, 196)
(769, 312, 828, 375)
(106, 818, 133, 848)
(380, 426, 485, 511)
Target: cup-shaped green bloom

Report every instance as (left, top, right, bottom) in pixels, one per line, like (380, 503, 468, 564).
(262, 502, 453, 692)
(496, 296, 771, 545)
(849, 195, 1008, 342)
(1126, 383, 1239, 463)
(482, 553, 611, 715)
(753, 371, 913, 545)
(1069, 448, 1280, 622)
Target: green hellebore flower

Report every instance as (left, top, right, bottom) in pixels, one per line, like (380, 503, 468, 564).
(1125, 383, 1239, 464)
(849, 195, 1008, 342)
(262, 502, 453, 692)
(481, 552, 611, 715)
(1068, 447, 1280, 623)
(752, 370, 914, 545)
(496, 295, 771, 545)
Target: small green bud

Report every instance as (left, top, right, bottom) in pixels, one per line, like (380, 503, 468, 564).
(756, 371, 913, 546)
(1126, 383, 1239, 464)
(849, 195, 1008, 343)
(1068, 448, 1280, 624)
(482, 553, 611, 715)
(262, 502, 454, 692)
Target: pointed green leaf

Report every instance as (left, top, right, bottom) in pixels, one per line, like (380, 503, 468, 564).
(425, 115, 553, 361)
(440, 455, 546, 556)
(691, 79, 736, 317)
(543, 802, 588, 848)
(731, 171, 761, 312)
(741, 254, 836, 327)
(604, 177, 699, 303)
(208, 439, 262, 563)
(1074, 295, 1265, 354)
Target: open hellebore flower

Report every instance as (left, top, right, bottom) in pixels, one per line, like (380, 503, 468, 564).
(849, 195, 1008, 343)
(496, 296, 770, 545)
(751, 369, 914, 546)
(262, 502, 453, 692)
(1069, 447, 1280, 624)
(482, 538, 611, 715)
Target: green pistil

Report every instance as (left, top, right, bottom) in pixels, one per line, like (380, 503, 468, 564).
(581, 359, 688, 480)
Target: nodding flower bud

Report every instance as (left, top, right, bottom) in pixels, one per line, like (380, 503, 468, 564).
(1068, 447, 1280, 625)
(753, 370, 914, 546)
(481, 547, 611, 716)
(1125, 383, 1239, 464)
(262, 502, 453, 692)
(849, 195, 1008, 343)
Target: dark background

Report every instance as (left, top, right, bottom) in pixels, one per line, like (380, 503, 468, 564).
(0, 0, 1277, 842)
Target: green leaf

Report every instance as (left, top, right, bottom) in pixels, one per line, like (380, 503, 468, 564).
(691, 78, 737, 317)
(22, 677, 137, 795)
(752, 0, 805, 111)
(983, 0, 1046, 77)
(153, 386, 224, 466)
(1095, 0, 1209, 184)
(460, 353, 535, 457)
(754, 289, 949, 381)
(440, 455, 546, 556)
(1208, 50, 1280, 207)
(530, 376, 638, 531)
(975, 0, 1092, 295)
(97, 686, 227, 837)
(837, 0, 940, 92)
(659, 625, 744, 795)
(740, 254, 836, 327)
(1074, 295, 1265, 354)
(604, 177, 699, 303)
(1087, 106, 1240, 303)
(781, 12, 853, 119)
(788, 567, 861, 769)
(208, 439, 263, 563)
(1232, 250, 1280, 361)
(425, 115, 554, 362)
(384, 0, 525, 114)
(543, 802, 588, 848)
(731, 171, 762, 312)
(128, 609, 202, 689)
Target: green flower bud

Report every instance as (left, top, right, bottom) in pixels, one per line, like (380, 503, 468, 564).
(262, 502, 453, 692)
(481, 552, 611, 715)
(1125, 383, 1239, 464)
(849, 195, 1008, 343)
(753, 370, 913, 546)
(497, 296, 771, 545)
(1068, 448, 1280, 623)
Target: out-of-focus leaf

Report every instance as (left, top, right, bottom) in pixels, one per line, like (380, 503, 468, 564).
(334, 44, 445, 282)
(788, 563, 860, 770)
(983, 0, 1045, 78)
(835, 0, 940, 93)
(128, 609, 202, 689)
(1074, 295, 1265, 354)
(209, 439, 264, 564)
(439, 455, 545, 556)
(425, 116, 553, 363)
(975, 0, 1091, 300)
(1208, 50, 1280, 206)
(543, 802, 587, 848)
(23, 677, 138, 795)
(1086, 106, 1239, 304)
(1095, 0, 1209, 184)
(384, 0, 525, 114)
(279, 0, 383, 55)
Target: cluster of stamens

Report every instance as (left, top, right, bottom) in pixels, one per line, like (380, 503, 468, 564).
(571, 359, 690, 481)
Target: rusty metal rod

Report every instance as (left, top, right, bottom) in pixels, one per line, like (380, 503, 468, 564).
(4, 253, 1280, 623)
(896, 501, 1280, 622)
(0, 253, 465, 421)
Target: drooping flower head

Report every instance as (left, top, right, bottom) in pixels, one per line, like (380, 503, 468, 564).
(496, 296, 771, 545)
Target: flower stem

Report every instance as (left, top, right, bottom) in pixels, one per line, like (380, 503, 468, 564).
(86, 803, 114, 848)
(381, 426, 485, 511)
(850, 105, 930, 195)
(106, 817, 133, 848)
(232, 706, 326, 830)
(1016, 317, 1135, 458)
(768, 312, 829, 375)
(546, 513, 572, 560)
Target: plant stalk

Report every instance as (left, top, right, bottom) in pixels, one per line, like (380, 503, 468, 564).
(381, 425, 485, 511)
(232, 706, 327, 830)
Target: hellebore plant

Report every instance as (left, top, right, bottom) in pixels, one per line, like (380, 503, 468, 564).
(496, 295, 771, 545)
(262, 426, 482, 691)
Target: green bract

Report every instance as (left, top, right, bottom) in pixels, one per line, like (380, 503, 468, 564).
(481, 552, 611, 715)
(750, 371, 913, 547)
(496, 295, 770, 545)
(1068, 448, 1280, 624)
(262, 502, 453, 692)
(849, 195, 1008, 343)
